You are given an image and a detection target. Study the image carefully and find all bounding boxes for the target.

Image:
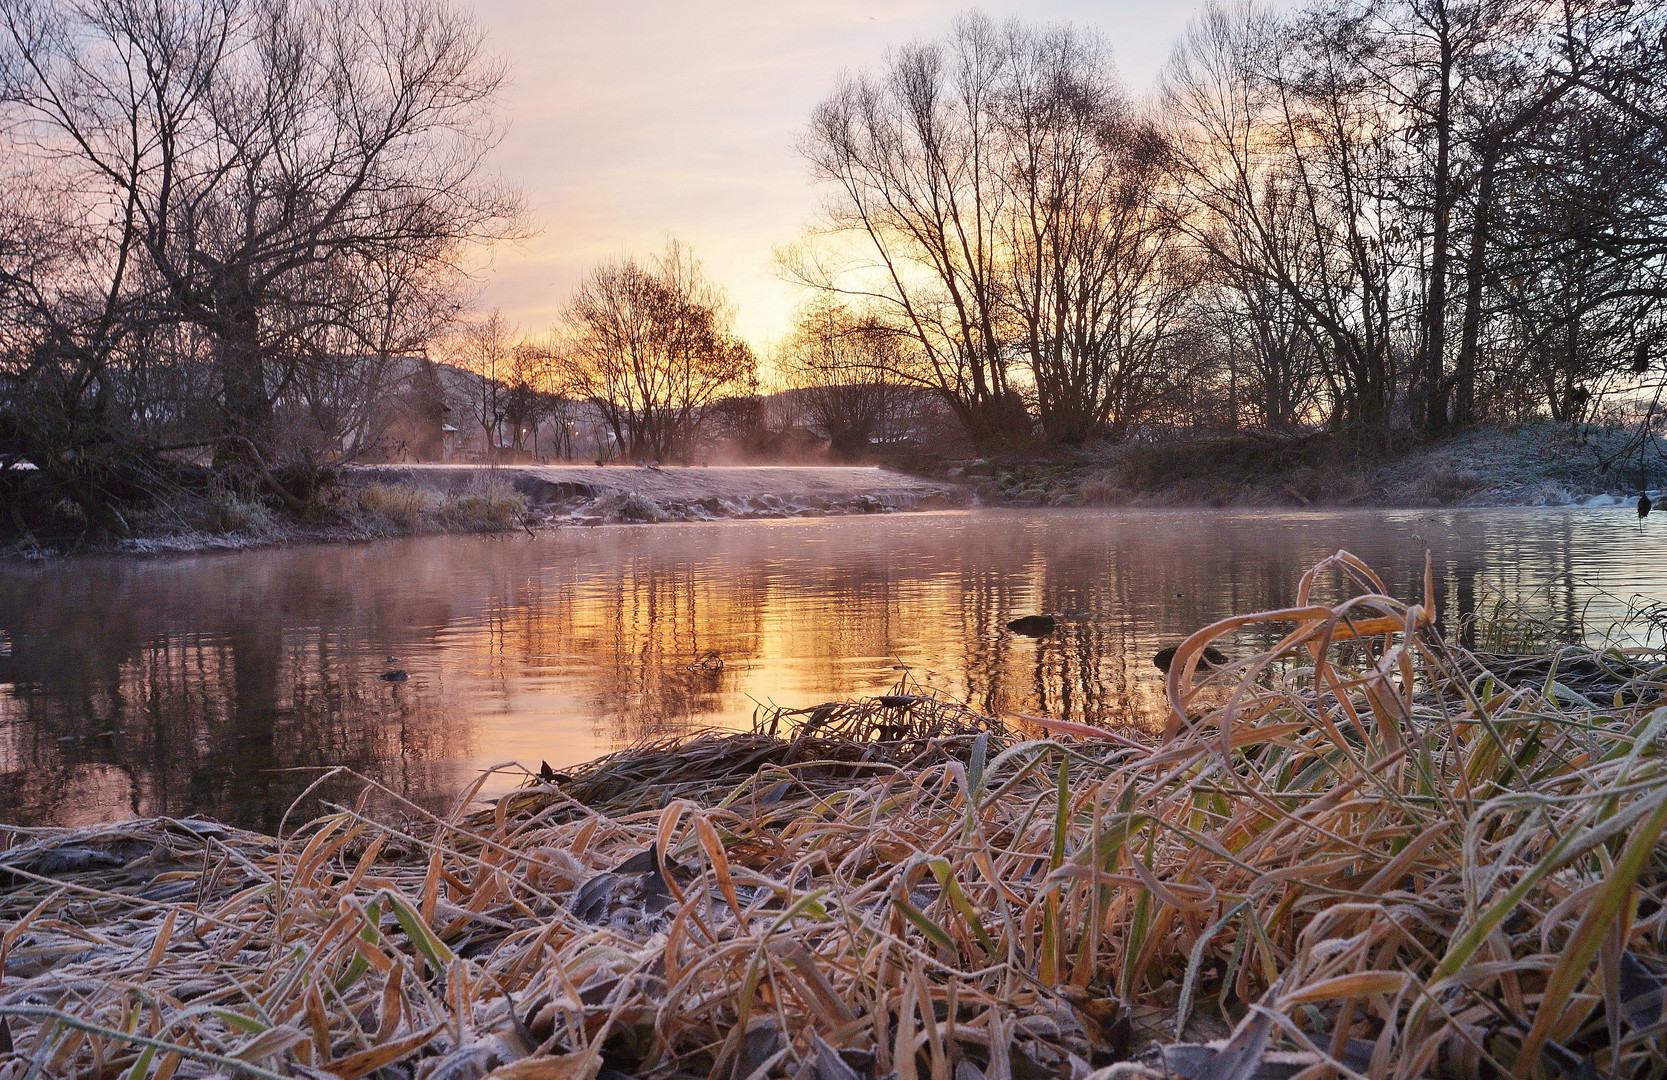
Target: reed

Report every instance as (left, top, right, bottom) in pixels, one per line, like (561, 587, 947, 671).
(3, 551, 1667, 1079)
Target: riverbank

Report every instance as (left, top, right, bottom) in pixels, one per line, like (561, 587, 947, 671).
(6, 423, 1658, 560)
(957, 422, 1667, 509)
(3, 554, 1663, 1078)
(360, 463, 969, 525)
(9, 465, 969, 559)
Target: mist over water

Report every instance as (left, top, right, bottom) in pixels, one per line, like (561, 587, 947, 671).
(2, 507, 1661, 829)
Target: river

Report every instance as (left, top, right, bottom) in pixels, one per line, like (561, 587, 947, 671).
(2, 507, 1662, 829)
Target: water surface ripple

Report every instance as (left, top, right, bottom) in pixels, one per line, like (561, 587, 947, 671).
(3, 508, 1662, 828)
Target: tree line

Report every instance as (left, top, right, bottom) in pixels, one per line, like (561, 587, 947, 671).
(7, 0, 1667, 539)
(791, 0, 1667, 449)
(0, 0, 520, 534)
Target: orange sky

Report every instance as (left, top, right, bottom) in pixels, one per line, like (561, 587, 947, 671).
(469, 0, 1224, 353)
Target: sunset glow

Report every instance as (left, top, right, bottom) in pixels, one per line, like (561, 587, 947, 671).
(470, 0, 1222, 349)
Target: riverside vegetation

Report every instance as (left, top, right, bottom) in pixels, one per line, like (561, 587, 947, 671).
(90, 478, 533, 557)
(3, 553, 1667, 1078)
(960, 424, 1667, 510)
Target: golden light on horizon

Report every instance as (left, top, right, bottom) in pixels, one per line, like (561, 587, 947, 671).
(466, 0, 1231, 354)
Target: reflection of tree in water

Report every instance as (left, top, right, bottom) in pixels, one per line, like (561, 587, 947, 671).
(0, 510, 1629, 827)
(463, 550, 771, 746)
(927, 520, 1483, 731)
(578, 556, 767, 743)
(0, 571, 470, 831)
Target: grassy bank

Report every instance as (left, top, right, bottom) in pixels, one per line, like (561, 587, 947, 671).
(7, 465, 966, 559)
(7, 477, 536, 558)
(3, 554, 1667, 1078)
(957, 423, 1667, 509)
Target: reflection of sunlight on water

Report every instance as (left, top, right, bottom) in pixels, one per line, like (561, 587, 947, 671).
(4, 507, 1667, 826)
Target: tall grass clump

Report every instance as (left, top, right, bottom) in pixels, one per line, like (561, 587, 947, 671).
(437, 477, 525, 528)
(350, 478, 526, 533)
(3, 551, 1667, 1079)
(588, 490, 667, 522)
(195, 488, 278, 535)
(353, 481, 438, 529)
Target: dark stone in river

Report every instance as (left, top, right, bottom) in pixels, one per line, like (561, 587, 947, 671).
(1007, 614, 1057, 636)
(1153, 645, 1229, 673)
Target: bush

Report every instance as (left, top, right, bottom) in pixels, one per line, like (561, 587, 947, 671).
(1113, 432, 1369, 491)
(1077, 478, 1119, 504)
(349, 478, 526, 532)
(589, 490, 666, 522)
(1407, 463, 1484, 505)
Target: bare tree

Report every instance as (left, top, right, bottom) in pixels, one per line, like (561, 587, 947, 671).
(560, 241, 755, 462)
(1164, 2, 1407, 437)
(994, 25, 1193, 443)
(0, 0, 521, 530)
(502, 335, 558, 456)
(450, 310, 515, 459)
(776, 297, 905, 460)
(798, 15, 1199, 448)
(798, 14, 1025, 446)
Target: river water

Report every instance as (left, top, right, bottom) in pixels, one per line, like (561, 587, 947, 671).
(3, 507, 1663, 829)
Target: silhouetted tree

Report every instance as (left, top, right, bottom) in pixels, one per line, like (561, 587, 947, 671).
(777, 297, 906, 460)
(560, 242, 755, 461)
(0, 0, 521, 533)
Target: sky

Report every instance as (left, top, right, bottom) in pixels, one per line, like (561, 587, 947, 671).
(467, 0, 1220, 353)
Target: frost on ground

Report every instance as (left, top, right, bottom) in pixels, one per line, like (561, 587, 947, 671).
(34, 466, 965, 558)
(100, 476, 532, 557)
(568, 487, 936, 525)
(1367, 423, 1663, 506)
(978, 422, 1667, 509)
(356, 464, 969, 526)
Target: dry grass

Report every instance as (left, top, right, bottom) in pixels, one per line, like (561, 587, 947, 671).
(437, 479, 525, 529)
(4, 552, 1667, 1079)
(351, 479, 526, 534)
(195, 490, 280, 535)
(354, 483, 439, 529)
(586, 491, 668, 523)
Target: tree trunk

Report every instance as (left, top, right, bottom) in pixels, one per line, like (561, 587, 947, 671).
(215, 273, 272, 445)
(1418, 21, 1455, 436)
(1454, 149, 1495, 429)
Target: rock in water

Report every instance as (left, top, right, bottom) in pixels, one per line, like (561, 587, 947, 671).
(1641, 493, 1653, 519)
(1007, 614, 1057, 636)
(1153, 645, 1229, 673)
(379, 669, 409, 682)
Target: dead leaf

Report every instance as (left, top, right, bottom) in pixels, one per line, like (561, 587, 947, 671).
(324, 1024, 443, 1079)
(484, 1052, 602, 1080)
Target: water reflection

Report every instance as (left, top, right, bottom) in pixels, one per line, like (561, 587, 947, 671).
(2, 508, 1663, 828)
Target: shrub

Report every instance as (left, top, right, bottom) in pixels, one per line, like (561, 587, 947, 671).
(1409, 462, 1484, 505)
(1077, 477, 1119, 504)
(589, 490, 666, 522)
